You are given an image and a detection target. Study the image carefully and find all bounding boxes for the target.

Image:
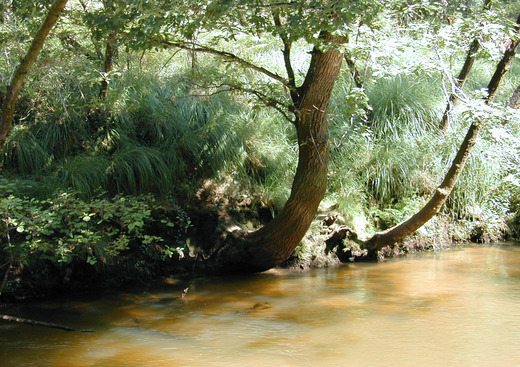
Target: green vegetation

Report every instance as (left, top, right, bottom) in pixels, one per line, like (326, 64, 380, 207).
(1, 0, 520, 299)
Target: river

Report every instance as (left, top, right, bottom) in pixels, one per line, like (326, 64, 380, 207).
(1, 244, 520, 366)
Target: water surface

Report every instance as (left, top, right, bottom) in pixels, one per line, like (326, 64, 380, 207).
(1, 244, 520, 366)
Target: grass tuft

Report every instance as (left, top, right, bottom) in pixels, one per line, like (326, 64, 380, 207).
(366, 73, 443, 139)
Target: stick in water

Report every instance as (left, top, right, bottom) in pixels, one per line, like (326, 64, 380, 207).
(1, 314, 93, 332)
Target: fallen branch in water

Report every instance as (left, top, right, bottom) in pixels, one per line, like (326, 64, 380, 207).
(0, 314, 93, 332)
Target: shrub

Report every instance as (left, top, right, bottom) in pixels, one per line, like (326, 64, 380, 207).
(0, 189, 190, 298)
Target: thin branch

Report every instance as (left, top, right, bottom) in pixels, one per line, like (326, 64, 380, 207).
(1, 315, 93, 332)
(159, 40, 290, 87)
(78, 0, 104, 60)
(241, 2, 294, 8)
(439, 0, 494, 131)
(344, 54, 363, 89)
(159, 49, 182, 73)
(242, 87, 294, 122)
(189, 81, 294, 122)
(433, 45, 469, 104)
(272, 10, 297, 99)
(57, 33, 98, 61)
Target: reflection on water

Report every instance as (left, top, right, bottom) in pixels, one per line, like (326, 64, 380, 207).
(1, 244, 520, 366)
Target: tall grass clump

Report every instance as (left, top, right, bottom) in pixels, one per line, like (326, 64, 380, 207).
(188, 97, 250, 178)
(325, 135, 370, 230)
(107, 145, 171, 195)
(58, 154, 110, 199)
(366, 73, 443, 139)
(239, 110, 298, 210)
(1, 125, 50, 174)
(328, 72, 443, 225)
(105, 73, 252, 185)
(35, 114, 91, 159)
(329, 128, 439, 214)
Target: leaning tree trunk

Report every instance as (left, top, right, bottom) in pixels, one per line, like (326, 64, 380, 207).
(364, 14, 520, 255)
(213, 34, 347, 272)
(439, 0, 493, 131)
(0, 0, 69, 150)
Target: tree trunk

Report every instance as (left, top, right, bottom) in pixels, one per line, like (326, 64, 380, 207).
(0, 0, 69, 150)
(365, 13, 520, 255)
(213, 33, 347, 272)
(99, 32, 117, 99)
(439, 0, 493, 131)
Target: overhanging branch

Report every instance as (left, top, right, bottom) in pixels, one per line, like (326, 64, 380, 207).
(187, 80, 294, 122)
(159, 40, 290, 87)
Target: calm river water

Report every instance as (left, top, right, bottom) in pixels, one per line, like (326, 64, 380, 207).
(1, 244, 520, 366)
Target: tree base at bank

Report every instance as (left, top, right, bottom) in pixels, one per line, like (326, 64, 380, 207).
(0, 192, 510, 303)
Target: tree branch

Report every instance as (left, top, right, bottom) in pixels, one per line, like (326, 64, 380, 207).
(159, 40, 290, 87)
(188, 80, 294, 122)
(237, 86, 294, 122)
(1, 314, 93, 332)
(439, 0, 494, 131)
(344, 54, 363, 89)
(272, 10, 297, 101)
(78, 0, 104, 60)
(57, 33, 98, 61)
(0, 0, 69, 150)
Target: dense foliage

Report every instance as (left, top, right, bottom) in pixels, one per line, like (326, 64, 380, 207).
(1, 0, 520, 298)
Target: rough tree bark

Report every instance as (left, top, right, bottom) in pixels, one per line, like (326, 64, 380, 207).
(364, 13, 520, 256)
(0, 0, 69, 150)
(439, 0, 493, 131)
(211, 33, 347, 272)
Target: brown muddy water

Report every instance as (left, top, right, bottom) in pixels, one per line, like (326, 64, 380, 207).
(1, 244, 520, 366)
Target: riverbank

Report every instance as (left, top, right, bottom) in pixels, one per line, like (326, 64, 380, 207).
(0, 193, 511, 303)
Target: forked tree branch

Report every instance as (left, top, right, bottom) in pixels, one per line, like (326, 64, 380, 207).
(159, 40, 290, 87)
(237, 86, 294, 122)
